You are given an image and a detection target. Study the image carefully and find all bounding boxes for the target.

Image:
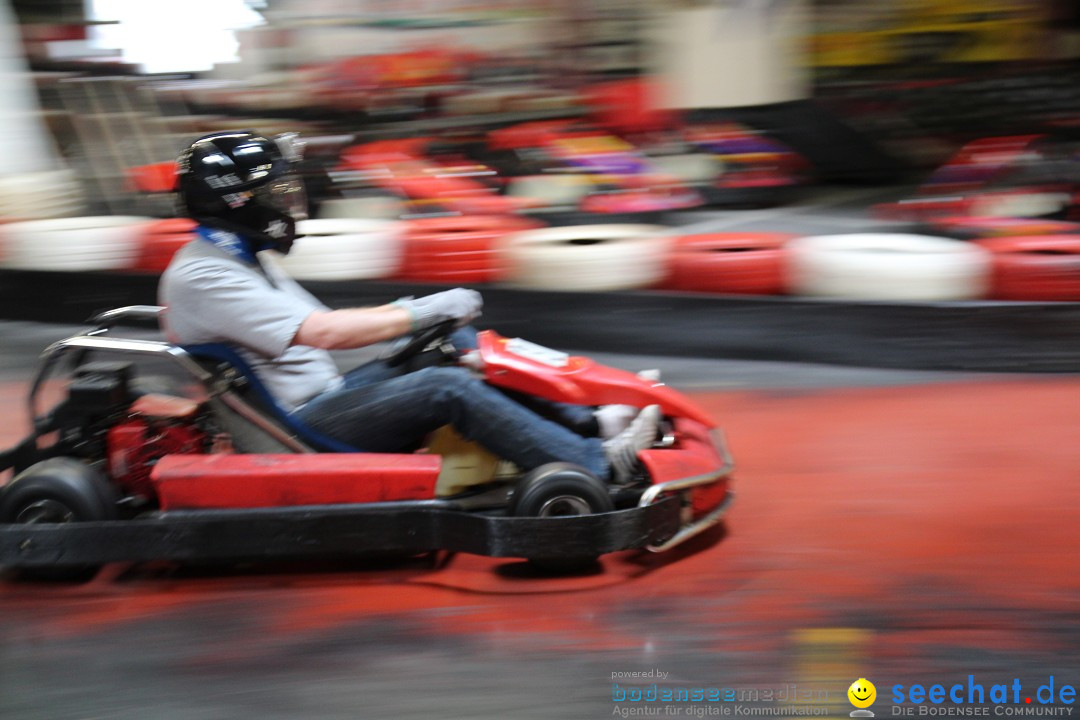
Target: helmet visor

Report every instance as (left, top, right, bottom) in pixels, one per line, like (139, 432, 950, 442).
(253, 174, 308, 220)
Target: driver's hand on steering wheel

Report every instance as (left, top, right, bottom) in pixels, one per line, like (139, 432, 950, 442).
(393, 288, 482, 332)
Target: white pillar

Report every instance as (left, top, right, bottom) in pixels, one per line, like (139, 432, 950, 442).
(0, 0, 63, 174)
(648, 0, 812, 110)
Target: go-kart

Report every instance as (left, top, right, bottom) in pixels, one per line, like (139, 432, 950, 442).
(331, 137, 539, 218)
(875, 133, 1080, 225)
(477, 120, 704, 223)
(677, 122, 807, 208)
(0, 306, 734, 578)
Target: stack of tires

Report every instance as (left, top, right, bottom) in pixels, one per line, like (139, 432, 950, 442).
(660, 232, 794, 295)
(0, 216, 152, 272)
(975, 236, 1080, 301)
(398, 215, 540, 284)
(660, 232, 994, 301)
(499, 224, 671, 291)
(784, 234, 991, 301)
(921, 218, 1080, 301)
(276, 219, 405, 281)
(5, 211, 1080, 304)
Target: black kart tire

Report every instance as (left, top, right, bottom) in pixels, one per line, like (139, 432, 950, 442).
(509, 463, 614, 572)
(0, 457, 117, 582)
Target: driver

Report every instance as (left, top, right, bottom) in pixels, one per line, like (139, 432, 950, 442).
(158, 131, 661, 484)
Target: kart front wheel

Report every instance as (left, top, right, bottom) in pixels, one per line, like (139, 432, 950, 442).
(0, 457, 118, 582)
(509, 463, 614, 572)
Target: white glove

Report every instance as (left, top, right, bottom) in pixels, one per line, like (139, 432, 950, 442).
(394, 288, 483, 331)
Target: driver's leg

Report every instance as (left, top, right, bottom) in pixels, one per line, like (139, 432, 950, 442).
(497, 388, 600, 437)
(338, 327, 620, 440)
(291, 365, 655, 481)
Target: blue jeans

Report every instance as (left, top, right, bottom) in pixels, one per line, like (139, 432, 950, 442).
(290, 328, 610, 479)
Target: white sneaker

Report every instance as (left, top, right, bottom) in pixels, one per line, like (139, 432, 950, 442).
(594, 404, 639, 439)
(603, 404, 662, 484)
(637, 369, 662, 383)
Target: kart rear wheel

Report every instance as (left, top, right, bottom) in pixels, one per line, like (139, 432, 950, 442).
(0, 458, 118, 582)
(509, 463, 614, 572)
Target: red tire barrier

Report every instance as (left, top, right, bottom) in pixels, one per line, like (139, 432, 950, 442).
(975, 235, 1080, 301)
(131, 218, 197, 274)
(928, 215, 1080, 240)
(661, 232, 796, 294)
(398, 268, 496, 284)
(399, 215, 541, 283)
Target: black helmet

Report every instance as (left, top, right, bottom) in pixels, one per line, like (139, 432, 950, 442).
(177, 131, 307, 254)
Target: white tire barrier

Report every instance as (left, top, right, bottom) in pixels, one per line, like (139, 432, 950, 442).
(0, 216, 151, 271)
(786, 233, 992, 301)
(276, 218, 404, 281)
(500, 224, 671, 291)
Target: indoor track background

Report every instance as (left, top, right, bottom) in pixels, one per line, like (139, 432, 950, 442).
(2, 188, 1079, 719)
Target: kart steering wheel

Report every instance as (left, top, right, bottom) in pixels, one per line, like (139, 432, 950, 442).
(383, 319, 458, 368)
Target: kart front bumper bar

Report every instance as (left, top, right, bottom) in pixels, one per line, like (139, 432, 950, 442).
(0, 497, 685, 568)
(639, 428, 736, 553)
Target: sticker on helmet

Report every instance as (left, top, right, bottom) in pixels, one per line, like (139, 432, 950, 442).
(223, 191, 251, 209)
(206, 173, 242, 189)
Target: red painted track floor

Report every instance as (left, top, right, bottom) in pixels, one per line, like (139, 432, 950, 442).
(1, 377, 1079, 718)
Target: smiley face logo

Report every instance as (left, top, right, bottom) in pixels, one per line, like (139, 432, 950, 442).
(848, 678, 877, 709)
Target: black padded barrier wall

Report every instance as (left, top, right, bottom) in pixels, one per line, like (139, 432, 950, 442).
(2, 270, 1080, 373)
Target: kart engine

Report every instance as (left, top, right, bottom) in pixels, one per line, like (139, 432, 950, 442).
(58, 361, 211, 503)
(106, 417, 207, 502)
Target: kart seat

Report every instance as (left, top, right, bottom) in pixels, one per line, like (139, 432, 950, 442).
(181, 343, 361, 454)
